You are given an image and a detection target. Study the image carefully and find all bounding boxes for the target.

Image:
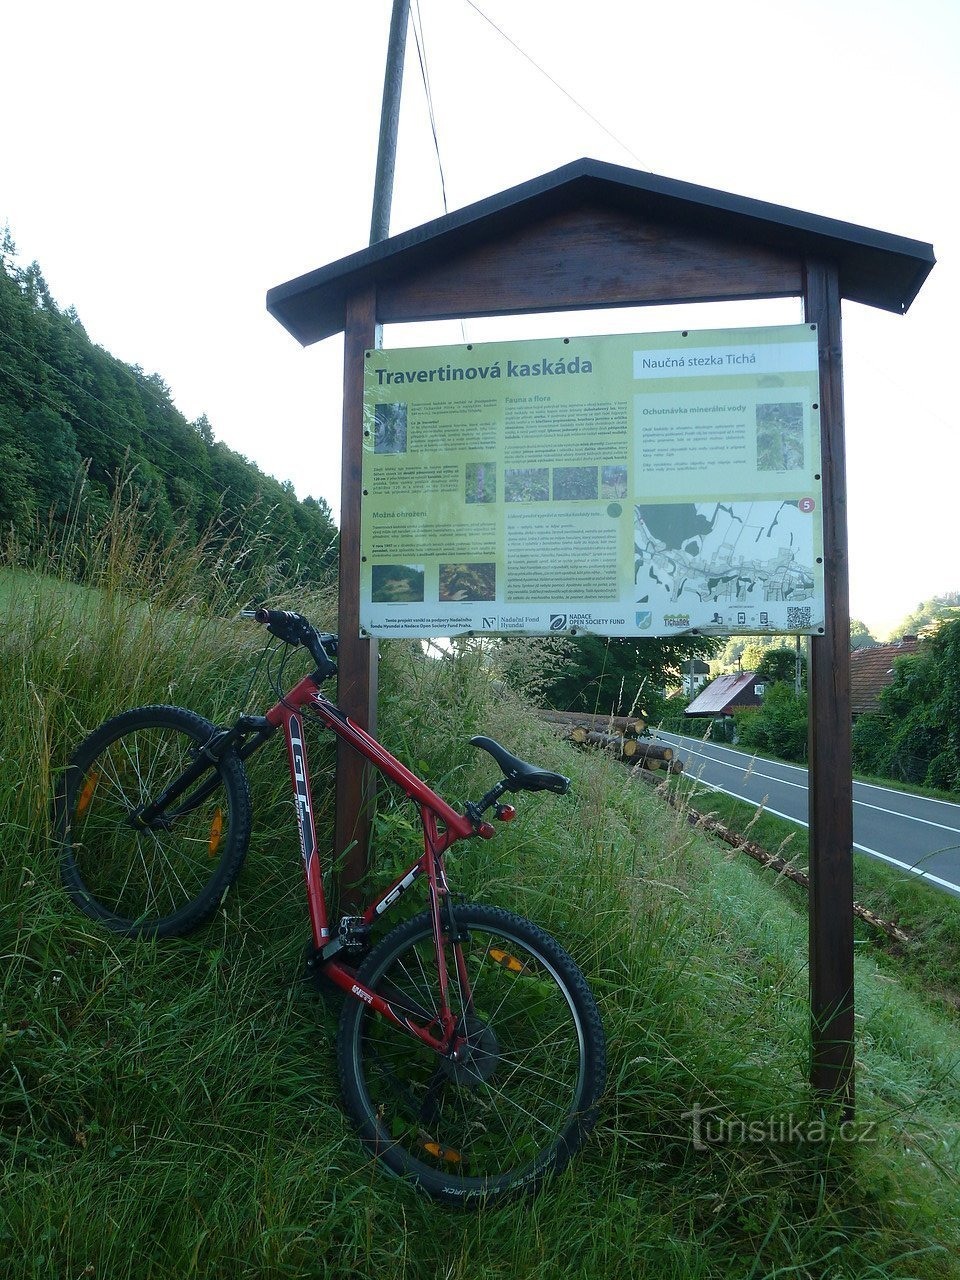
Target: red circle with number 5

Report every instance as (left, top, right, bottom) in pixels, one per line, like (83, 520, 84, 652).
(799, 497, 816, 513)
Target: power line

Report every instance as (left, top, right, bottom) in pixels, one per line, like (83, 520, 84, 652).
(0, 356, 191, 493)
(412, 0, 469, 342)
(461, 0, 647, 168)
(1, 274, 340, 578)
(1, 311, 337, 524)
(412, 0, 449, 215)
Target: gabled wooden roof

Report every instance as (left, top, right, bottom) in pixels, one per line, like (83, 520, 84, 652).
(267, 157, 935, 345)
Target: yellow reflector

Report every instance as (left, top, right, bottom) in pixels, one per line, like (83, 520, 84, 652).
(489, 948, 524, 973)
(77, 772, 100, 817)
(421, 1141, 461, 1164)
(208, 807, 223, 857)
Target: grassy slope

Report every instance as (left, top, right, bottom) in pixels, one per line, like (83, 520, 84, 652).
(672, 748, 960, 1011)
(2, 559, 960, 1279)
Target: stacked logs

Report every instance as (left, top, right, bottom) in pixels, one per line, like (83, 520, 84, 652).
(538, 710, 683, 774)
(537, 708, 649, 738)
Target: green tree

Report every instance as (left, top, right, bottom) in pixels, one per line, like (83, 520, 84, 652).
(850, 618, 876, 649)
(0, 405, 34, 525)
(193, 413, 214, 445)
(0, 222, 17, 268)
(852, 618, 960, 791)
(20, 405, 84, 520)
(890, 592, 960, 639)
(0, 246, 337, 580)
(719, 636, 749, 671)
(740, 641, 767, 672)
(755, 645, 805, 688)
(542, 634, 720, 719)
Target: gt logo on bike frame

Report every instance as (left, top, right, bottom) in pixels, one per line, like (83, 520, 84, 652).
(288, 714, 315, 872)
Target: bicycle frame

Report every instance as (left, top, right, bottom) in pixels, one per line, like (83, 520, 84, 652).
(265, 670, 485, 1055)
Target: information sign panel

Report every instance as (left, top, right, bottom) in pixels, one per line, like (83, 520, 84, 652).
(360, 324, 823, 637)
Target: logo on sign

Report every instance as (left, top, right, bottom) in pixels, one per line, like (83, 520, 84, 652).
(635, 611, 652, 630)
(550, 615, 568, 631)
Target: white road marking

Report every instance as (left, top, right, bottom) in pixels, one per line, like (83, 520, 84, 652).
(850, 798, 960, 834)
(684, 775, 960, 894)
(673, 744, 807, 790)
(660, 735, 960, 832)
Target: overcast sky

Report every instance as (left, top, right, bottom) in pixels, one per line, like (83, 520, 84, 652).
(3, 0, 957, 637)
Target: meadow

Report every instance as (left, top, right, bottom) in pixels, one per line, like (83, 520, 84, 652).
(2, 507, 960, 1279)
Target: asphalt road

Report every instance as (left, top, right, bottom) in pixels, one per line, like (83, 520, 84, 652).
(656, 730, 960, 898)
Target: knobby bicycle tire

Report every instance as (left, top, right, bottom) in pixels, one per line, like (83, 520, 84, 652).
(335, 903, 606, 1204)
(57, 705, 252, 938)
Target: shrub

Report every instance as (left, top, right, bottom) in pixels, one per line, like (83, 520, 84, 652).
(734, 683, 808, 762)
(852, 711, 894, 776)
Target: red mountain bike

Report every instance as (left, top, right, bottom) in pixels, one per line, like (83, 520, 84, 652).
(57, 609, 606, 1203)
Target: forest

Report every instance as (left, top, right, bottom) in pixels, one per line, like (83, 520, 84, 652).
(0, 230, 336, 584)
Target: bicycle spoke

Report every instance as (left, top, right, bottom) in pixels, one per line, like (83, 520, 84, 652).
(344, 914, 596, 1187)
(479, 955, 537, 1030)
(487, 1054, 579, 1105)
(64, 713, 245, 935)
(470, 1074, 560, 1135)
(93, 749, 133, 806)
(141, 825, 192, 911)
(397, 946, 438, 1021)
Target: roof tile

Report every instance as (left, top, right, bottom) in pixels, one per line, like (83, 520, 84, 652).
(850, 639, 919, 716)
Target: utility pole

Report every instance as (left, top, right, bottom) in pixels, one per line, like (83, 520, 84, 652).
(370, 0, 411, 246)
(335, 0, 410, 904)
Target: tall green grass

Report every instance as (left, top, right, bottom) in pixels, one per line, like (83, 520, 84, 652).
(2, 502, 960, 1278)
(672, 754, 960, 1013)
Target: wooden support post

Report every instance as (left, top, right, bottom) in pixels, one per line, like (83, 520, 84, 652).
(804, 261, 854, 1115)
(335, 287, 379, 905)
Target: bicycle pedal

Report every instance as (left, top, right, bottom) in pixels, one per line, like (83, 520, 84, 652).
(337, 915, 372, 955)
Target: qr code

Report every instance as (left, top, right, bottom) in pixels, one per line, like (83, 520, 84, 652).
(787, 607, 812, 629)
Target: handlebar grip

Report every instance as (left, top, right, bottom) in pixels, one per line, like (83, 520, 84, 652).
(253, 608, 296, 627)
(243, 609, 338, 676)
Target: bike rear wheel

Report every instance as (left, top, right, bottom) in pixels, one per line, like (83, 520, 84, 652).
(58, 705, 252, 938)
(335, 903, 605, 1204)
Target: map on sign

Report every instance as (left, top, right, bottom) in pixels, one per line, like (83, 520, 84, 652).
(635, 499, 816, 613)
(360, 324, 824, 638)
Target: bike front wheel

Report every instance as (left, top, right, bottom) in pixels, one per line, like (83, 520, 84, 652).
(57, 705, 252, 938)
(335, 903, 606, 1204)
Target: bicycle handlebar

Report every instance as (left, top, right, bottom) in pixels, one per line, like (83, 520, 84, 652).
(241, 609, 338, 678)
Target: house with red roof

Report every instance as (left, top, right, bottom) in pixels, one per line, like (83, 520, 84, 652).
(684, 672, 763, 717)
(849, 637, 920, 717)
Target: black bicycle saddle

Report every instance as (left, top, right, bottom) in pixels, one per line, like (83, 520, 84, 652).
(470, 736, 570, 794)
